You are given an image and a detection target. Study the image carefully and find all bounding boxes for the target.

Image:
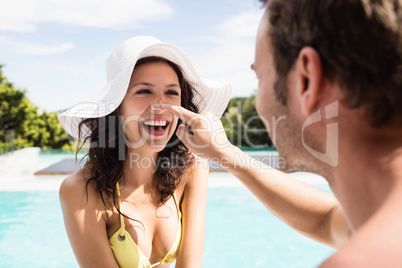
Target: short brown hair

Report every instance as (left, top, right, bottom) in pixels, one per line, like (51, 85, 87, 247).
(259, 0, 402, 127)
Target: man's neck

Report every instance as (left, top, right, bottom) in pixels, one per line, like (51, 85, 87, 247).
(330, 120, 402, 230)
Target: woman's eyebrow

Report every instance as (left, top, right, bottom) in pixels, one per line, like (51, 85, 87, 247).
(132, 82, 179, 88)
(132, 82, 155, 87)
(166, 83, 180, 88)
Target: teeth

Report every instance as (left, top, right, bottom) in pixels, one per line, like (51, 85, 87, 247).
(143, 120, 167, 126)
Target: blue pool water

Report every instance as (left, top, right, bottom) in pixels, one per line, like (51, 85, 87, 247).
(0, 185, 335, 268)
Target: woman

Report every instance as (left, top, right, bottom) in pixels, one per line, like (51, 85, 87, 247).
(58, 36, 231, 268)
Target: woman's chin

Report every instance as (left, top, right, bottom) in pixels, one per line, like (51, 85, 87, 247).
(147, 142, 168, 152)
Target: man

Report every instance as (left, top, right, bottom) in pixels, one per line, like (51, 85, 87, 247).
(168, 0, 402, 266)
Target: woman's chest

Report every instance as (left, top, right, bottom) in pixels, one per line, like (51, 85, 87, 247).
(107, 196, 180, 260)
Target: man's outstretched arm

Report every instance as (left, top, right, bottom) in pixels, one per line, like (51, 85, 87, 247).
(216, 145, 350, 249)
(168, 105, 351, 249)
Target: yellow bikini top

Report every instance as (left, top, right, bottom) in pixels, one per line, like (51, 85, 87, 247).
(109, 183, 182, 268)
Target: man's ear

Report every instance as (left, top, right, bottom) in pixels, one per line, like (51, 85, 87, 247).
(294, 47, 324, 116)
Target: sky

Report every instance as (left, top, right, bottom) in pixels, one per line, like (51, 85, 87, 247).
(0, 0, 264, 112)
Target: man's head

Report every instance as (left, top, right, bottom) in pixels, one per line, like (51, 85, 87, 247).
(257, 0, 402, 127)
(253, 0, 402, 175)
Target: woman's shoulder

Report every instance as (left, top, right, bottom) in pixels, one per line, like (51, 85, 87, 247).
(177, 156, 209, 209)
(189, 156, 209, 175)
(59, 168, 101, 210)
(60, 168, 89, 195)
(181, 156, 209, 186)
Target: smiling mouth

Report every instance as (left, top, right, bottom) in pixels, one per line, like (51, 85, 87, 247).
(141, 120, 171, 133)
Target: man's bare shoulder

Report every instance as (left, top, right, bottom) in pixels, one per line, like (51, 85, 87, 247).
(320, 244, 401, 268)
(320, 249, 369, 267)
(321, 211, 402, 267)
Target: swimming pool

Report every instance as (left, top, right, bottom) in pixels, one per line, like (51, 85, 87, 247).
(0, 186, 334, 267)
(0, 149, 335, 267)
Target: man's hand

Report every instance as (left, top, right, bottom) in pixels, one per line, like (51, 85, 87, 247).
(167, 105, 233, 160)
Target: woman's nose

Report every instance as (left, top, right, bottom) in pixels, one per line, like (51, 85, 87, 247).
(150, 101, 167, 112)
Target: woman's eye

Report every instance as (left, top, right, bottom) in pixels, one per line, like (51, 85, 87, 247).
(135, 89, 151, 94)
(166, 90, 179, 96)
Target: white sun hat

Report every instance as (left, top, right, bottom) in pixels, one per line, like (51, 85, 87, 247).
(58, 36, 232, 141)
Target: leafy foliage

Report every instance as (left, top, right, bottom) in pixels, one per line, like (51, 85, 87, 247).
(0, 65, 72, 154)
(221, 94, 272, 147)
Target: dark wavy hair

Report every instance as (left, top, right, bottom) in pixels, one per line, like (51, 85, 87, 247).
(77, 56, 199, 212)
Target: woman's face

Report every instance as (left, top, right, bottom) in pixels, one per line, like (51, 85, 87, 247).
(120, 61, 181, 152)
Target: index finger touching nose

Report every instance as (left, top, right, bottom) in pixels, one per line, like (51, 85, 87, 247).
(166, 105, 198, 124)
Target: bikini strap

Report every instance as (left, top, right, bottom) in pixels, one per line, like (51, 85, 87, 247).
(116, 182, 126, 238)
(150, 262, 163, 268)
(172, 193, 181, 219)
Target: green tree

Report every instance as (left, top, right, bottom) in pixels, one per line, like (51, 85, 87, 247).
(40, 111, 71, 149)
(221, 93, 272, 148)
(0, 65, 71, 154)
(221, 94, 272, 147)
(222, 105, 242, 145)
(242, 94, 271, 147)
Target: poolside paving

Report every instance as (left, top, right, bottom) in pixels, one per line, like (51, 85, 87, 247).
(34, 159, 85, 175)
